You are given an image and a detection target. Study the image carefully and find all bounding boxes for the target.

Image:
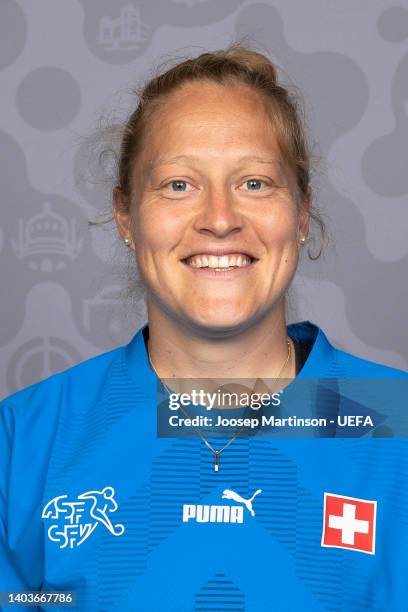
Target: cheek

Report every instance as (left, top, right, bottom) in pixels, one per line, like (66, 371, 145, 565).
(131, 205, 163, 253)
(261, 208, 299, 248)
(134, 203, 191, 256)
(131, 206, 184, 280)
(128, 208, 156, 277)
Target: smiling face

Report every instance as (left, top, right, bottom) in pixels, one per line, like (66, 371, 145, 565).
(115, 81, 310, 335)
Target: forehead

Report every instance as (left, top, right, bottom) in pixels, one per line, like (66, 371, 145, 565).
(159, 80, 268, 114)
(143, 81, 281, 158)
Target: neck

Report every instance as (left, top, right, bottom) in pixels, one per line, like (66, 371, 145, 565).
(146, 299, 295, 380)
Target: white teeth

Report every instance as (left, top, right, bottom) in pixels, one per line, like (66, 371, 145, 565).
(187, 254, 252, 268)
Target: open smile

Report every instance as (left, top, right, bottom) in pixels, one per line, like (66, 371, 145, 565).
(181, 252, 258, 278)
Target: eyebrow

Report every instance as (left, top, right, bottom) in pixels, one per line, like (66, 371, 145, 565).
(148, 154, 284, 171)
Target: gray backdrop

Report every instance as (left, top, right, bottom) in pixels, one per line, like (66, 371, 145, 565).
(1, 0, 407, 400)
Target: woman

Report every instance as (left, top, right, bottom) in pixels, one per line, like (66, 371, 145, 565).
(1, 45, 407, 612)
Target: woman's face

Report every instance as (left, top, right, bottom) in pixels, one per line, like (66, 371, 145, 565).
(118, 81, 309, 334)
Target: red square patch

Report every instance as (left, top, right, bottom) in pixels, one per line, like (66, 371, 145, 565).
(321, 492, 377, 555)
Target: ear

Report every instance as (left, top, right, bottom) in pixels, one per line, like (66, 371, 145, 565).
(113, 186, 134, 249)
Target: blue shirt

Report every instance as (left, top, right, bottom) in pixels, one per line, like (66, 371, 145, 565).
(0, 321, 407, 611)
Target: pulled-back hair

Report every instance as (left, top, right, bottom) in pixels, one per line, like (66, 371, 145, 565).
(90, 43, 325, 259)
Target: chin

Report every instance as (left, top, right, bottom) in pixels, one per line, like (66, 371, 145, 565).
(184, 309, 256, 337)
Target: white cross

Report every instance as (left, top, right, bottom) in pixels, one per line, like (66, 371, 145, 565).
(328, 503, 369, 545)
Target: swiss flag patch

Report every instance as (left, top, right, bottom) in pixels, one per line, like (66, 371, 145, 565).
(321, 492, 377, 555)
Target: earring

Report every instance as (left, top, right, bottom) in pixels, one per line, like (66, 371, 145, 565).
(124, 237, 131, 247)
(300, 236, 306, 245)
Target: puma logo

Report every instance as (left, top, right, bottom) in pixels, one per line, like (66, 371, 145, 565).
(221, 488, 263, 517)
(182, 488, 262, 524)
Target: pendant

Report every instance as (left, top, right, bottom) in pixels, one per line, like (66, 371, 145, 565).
(214, 451, 219, 472)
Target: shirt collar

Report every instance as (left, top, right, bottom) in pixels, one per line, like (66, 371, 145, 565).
(287, 320, 336, 377)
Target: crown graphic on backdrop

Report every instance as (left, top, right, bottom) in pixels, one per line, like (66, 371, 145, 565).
(11, 202, 83, 272)
(98, 4, 148, 51)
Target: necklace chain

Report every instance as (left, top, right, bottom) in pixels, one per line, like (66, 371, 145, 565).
(148, 337, 292, 472)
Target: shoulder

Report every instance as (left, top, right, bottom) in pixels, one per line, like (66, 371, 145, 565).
(0, 344, 127, 482)
(289, 320, 407, 378)
(332, 346, 407, 378)
(0, 343, 125, 418)
(318, 325, 407, 378)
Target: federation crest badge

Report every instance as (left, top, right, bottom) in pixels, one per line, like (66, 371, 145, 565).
(41, 486, 125, 549)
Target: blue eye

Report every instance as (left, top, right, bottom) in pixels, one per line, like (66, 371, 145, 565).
(170, 180, 188, 191)
(161, 179, 195, 197)
(245, 179, 264, 190)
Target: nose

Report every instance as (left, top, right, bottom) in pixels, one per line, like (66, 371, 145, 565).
(193, 186, 243, 238)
